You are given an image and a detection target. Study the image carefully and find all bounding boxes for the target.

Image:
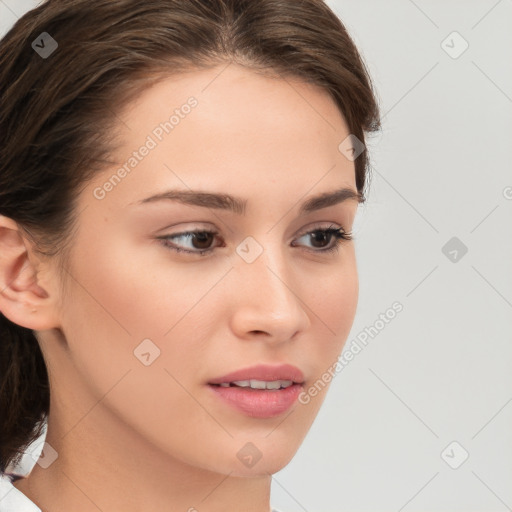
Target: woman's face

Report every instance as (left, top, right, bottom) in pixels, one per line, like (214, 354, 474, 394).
(42, 63, 361, 477)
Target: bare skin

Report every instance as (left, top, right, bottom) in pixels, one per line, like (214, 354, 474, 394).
(1, 62, 360, 512)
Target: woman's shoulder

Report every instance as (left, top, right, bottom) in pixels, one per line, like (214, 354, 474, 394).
(0, 472, 42, 511)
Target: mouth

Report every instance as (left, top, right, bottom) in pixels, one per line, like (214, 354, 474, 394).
(208, 379, 301, 390)
(206, 364, 305, 418)
(207, 363, 305, 388)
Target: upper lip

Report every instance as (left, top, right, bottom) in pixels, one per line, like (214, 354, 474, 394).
(208, 364, 305, 385)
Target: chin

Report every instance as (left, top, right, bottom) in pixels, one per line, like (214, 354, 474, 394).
(188, 442, 297, 478)
(228, 458, 294, 478)
(231, 444, 299, 477)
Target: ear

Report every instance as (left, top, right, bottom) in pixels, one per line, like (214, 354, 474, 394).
(0, 214, 61, 331)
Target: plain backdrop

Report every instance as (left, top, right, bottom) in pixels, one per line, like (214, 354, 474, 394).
(1, 1, 511, 511)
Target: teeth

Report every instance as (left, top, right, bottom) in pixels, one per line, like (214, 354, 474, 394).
(226, 379, 294, 390)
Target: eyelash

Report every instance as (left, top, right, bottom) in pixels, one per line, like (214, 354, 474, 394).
(156, 224, 353, 257)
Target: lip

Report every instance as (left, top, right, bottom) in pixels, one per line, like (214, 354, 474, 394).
(208, 363, 305, 385)
(208, 383, 303, 418)
(207, 363, 305, 419)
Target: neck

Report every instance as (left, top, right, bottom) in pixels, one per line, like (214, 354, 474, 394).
(14, 405, 273, 512)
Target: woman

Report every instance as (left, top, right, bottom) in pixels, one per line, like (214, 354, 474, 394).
(0, 0, 380, 510)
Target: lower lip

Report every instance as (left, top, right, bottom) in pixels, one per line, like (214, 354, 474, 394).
(207, 383, 303, 418)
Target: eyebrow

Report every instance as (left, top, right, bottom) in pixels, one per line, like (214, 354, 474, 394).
(133, 186, 363, 215)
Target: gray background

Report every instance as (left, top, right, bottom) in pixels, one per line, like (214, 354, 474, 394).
(1, 1, 511, 511)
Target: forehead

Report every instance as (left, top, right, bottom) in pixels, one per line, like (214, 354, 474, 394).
(83, 63, 356, 215)
(120, 63, 348, 128)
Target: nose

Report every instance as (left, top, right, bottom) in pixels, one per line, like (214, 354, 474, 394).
(229, 248, 311, 343)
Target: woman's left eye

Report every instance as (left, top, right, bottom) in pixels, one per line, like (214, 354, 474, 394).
(156, 224, 352, 257)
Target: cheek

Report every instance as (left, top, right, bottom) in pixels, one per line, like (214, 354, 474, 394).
(304, 254, 359, 375)
(58, 232, 227, 397)
(325, 267, 358, 336)
(57, 240, 225, 461)
(309, 250, 359, 329)
(64, 229, 215, 339)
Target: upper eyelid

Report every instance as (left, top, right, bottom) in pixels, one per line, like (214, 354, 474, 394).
(163, 221, 347, 238)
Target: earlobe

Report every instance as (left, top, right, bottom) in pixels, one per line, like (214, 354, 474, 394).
(0, 214, 60, 331)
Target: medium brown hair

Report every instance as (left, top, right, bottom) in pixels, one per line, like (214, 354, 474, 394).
(0, 0, 380, 473)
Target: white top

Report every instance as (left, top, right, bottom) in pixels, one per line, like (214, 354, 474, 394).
(0, 472, 42, 512)
(0, 419, 284, 512)
(0, 418, 46, 511)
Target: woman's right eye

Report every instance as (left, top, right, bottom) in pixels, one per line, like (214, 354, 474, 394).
(156, 229, 221, 257)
